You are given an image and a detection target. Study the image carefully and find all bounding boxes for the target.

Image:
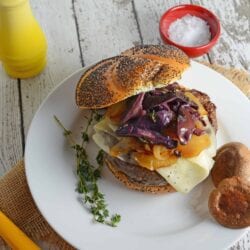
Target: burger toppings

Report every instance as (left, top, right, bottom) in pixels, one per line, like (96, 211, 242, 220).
(116, 123, 177, 149)
(115, 83, 207, 147)
(122, 92, 146, 123)
(94, 82, 217, 193)
(102, 83, 214, 174)
(178, 104, 199, 144)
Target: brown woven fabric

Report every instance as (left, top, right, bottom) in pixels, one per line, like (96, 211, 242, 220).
(0, 64, 249, 249)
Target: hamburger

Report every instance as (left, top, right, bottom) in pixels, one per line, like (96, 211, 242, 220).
(75, 45, 217, 194)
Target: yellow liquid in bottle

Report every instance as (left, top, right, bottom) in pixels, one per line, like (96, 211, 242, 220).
(0, 0, 47, 78)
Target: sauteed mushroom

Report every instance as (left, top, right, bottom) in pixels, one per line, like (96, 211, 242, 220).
(209, 176, 250, 229)
(211, 142, 250, 187)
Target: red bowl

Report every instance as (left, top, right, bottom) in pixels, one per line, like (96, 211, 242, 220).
(159, 4, 221, 58)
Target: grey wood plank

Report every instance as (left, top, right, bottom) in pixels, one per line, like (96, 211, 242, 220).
(73, 0, 141, 65)
(0, 68, 23, 176)
(230, 230, 250, 250)
(192, 0, 250, 70)
(20, 0, 82, 137)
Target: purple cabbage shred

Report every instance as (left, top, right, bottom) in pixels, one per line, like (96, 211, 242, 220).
(115, 83, 204, 148)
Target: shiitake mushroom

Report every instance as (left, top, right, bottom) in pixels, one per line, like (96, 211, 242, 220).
(211, 142, 250, 187)
(209, 142, 250, 228)
(208, 176, 250, 229)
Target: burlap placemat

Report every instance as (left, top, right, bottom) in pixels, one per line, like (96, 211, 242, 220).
(0, 63, 249, 250)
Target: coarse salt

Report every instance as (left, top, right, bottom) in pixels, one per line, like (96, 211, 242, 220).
(168, 14, 211, 47)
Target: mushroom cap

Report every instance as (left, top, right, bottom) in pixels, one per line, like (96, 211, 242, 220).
(208, 176, 250, 229)
(211, 142, 250, 187)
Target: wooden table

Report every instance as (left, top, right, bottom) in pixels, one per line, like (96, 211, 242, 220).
(0, 0, 249, 249)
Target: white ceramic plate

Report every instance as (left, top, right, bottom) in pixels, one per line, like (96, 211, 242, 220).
(25, 61, 250, 250)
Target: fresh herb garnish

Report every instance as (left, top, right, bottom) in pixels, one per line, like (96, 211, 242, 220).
(54, 112, 121, 227)
(93, 110, 103, 122)
(96, 149, 104, 167)
(80, 110, 103, 144)
(148, 109, 157, 122)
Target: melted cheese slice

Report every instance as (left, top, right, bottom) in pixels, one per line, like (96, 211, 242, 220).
(93, 116, 216, 193)
(156, 127, 216, 193)
(158, 117, 216, 193)
(93, 118, 118, 153)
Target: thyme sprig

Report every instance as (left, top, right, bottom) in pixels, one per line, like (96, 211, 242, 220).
(54, 112, 121, 227)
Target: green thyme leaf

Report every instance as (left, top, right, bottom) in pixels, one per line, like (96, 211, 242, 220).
(81, 132, 89, 142)
(96, 149, 104, 166)
(148, 110, 157, 122)
(54, 114, 121, 227)
(93, 110, 103, 122)
(110, 214, 121, 227)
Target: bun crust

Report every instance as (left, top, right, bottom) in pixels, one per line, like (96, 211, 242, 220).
(76, 45, 190, 109)
(105, 155, 175, 194)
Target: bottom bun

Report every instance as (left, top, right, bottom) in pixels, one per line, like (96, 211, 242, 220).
(105, 154, 175, 194)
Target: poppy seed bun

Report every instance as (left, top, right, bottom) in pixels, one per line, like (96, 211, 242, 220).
(76, 45, 190, 109)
